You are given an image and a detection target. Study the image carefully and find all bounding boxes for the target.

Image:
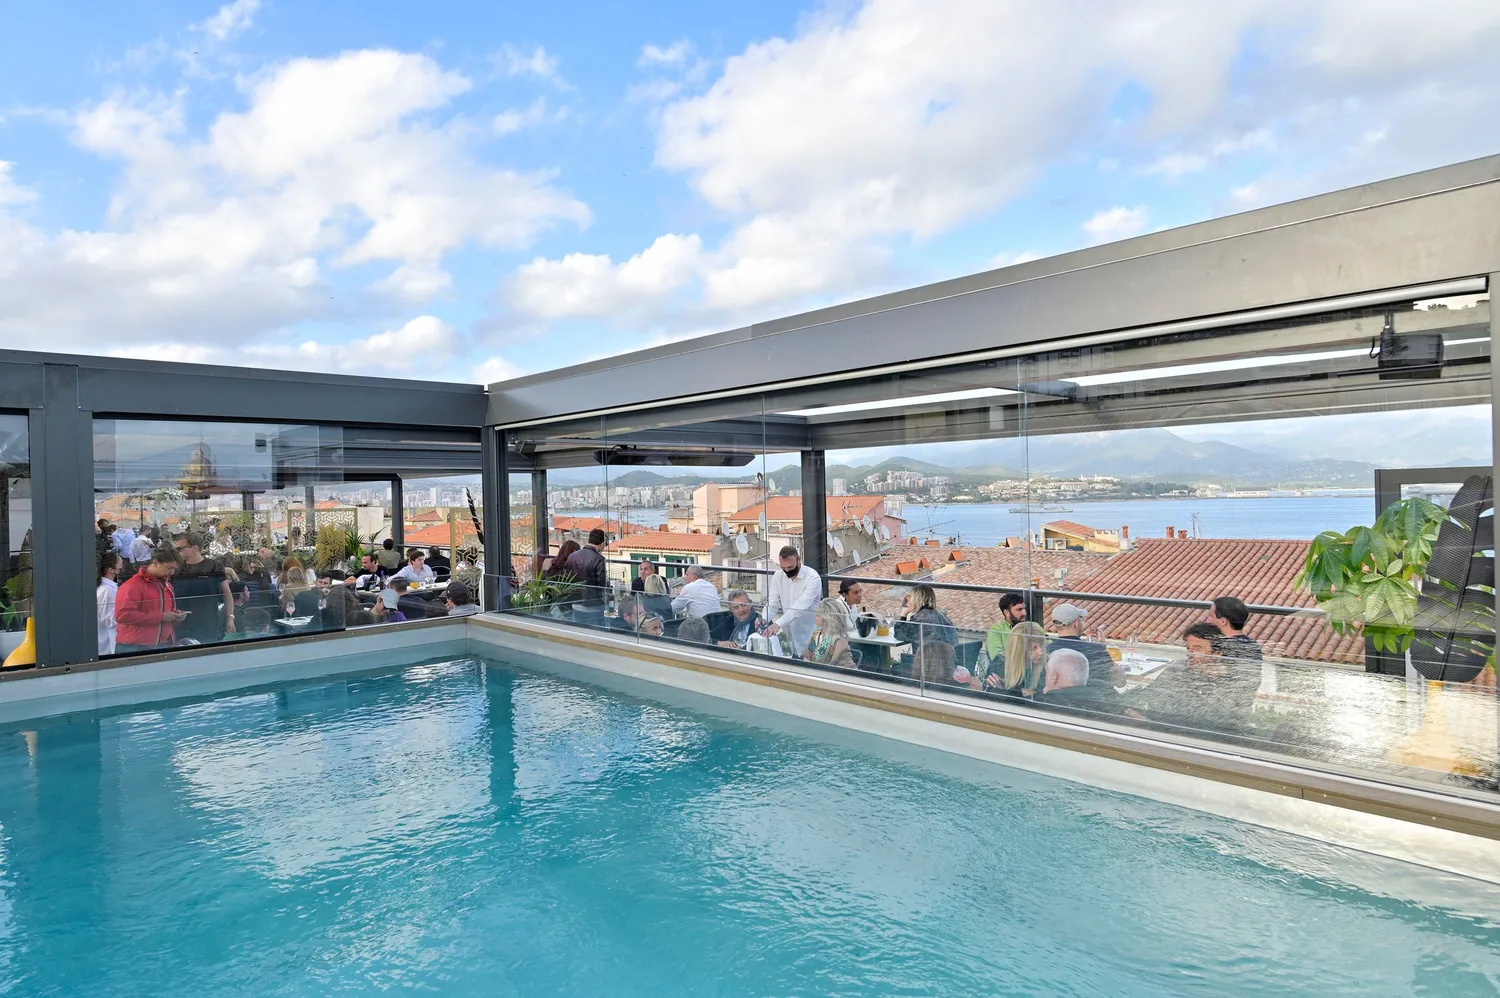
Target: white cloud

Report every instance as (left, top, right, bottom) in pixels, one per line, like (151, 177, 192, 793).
(0, 163, 36, 206)
(196, 0, 260, 42)
(503, 0, 1500, 349)
(241, 315, 457, 376)
(1082, 205, 1149, 243)
(0, 49, 588, 356)
(509, 233, 704, 319)
(496, 44, 564, 86)
(493, 97, 554, 136)
(638, 40, 693, 69)
(472, 356, 525, 385)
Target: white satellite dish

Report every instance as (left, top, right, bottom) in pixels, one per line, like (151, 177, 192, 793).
(831, 535, 845, 557)
(720, 519, 732, 537)
(734, 534, 750, 555)
(827, 511, 835, 531)
(851, 549, 860, 564)
(758, 512, 768, 533)
(880, 525, 891, 540)
(861, 515, 873, 533)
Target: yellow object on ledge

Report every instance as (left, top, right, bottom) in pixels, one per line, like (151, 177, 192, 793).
(1389, 679, 1482, 777)
(3, 617, 35, 668)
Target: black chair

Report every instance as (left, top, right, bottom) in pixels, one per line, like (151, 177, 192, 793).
(954, 638, 982, 670)
(704, 610, 734, 643)
(1410, 474, 1494, 682)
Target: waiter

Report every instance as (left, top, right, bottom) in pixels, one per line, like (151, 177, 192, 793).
(763, 545, 821, 656)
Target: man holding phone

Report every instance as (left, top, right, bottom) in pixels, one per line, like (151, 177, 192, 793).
(115, 545, 190, 652)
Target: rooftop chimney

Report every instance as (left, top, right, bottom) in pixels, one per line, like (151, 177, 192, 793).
(1166, 525, 1175, 538)
(1176, 528, 1188, 540)
(1121, 525, 1129, 539)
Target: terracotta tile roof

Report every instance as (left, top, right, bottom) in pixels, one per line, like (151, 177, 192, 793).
(404, 522, 480, 548)
(1054, 538, 1361, 665)
(608, 533, 719, 553)
(1041, 519, 1109, 538)
(727, 494, 889, 526)
(406, 510, 443, 523)
(551, 515, 650, 535)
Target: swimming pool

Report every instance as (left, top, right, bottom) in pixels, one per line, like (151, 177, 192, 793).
(0, 654, 1496, 996)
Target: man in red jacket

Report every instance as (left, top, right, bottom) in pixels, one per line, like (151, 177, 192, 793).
(115, 545, 189, 653)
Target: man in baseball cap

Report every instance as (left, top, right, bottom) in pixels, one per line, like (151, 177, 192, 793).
(1047, 602, 1122, 700)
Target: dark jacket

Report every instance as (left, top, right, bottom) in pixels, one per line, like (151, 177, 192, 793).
(566, 546, 610, 608)
(895, 607, 956, 648)
(1048, 636, 1120, 699)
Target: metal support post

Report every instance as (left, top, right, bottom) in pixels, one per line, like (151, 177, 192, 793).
(31, 364, 98, 667)
(801, 449, 829, 588)
(531, 469, 549, 567)
(390, 477, 404, 549)
(484, 427, 509, 609)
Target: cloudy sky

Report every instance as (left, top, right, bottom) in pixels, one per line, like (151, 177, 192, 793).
(2, 0, 1498, 385)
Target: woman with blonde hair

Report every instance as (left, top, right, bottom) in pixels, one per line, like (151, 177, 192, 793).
(804, 597, 856, 669)
(1000, 621, 1048, 695)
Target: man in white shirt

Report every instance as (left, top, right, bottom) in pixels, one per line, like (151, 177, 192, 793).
(671, 565, 721, 618)
(763, 545, 822, 656)
(388, 549, 436, 586)
(127, 532, 154, 565)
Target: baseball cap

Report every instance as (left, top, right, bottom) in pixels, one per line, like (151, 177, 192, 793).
(1051, 603, 1088, 625)
(378, 588, 400, 609)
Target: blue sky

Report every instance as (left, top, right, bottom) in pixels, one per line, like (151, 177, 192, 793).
(1, 0, 1498, 384)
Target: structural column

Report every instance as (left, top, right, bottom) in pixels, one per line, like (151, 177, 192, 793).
(482, 427, 508, 610)
(800, 449, 829, 586)
(530, 469, 548, 568)
(31, 363, 97, 667)
(390, 476, 404, 548)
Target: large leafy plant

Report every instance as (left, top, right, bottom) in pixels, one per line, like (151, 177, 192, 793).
(507, 573, 576, 612)
(1296, 497, 1451, 653)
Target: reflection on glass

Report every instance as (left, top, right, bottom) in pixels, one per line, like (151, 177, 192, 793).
(497, 295, 1498, 801)
(93, 419, 430, 657)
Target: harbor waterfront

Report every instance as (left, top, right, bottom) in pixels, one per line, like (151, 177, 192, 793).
(557, 492, 1390, 547)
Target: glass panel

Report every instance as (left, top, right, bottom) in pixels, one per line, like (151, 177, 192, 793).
(93, 419, 437, 654)
(0, 415, 32, 665)
(490, 291, 1497, 802)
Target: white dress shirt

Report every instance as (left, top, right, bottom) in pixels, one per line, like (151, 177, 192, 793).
(671, 577, 721, 618)
(96, 578, 118, 656)
(766, 565, 822, 656)
(389, 563, 436, 586)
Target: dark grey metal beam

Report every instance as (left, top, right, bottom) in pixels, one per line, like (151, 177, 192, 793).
(801, 450, 828, 584)
(1373, 467, 1490, 518)
(481, 426, 503, 611)
(488, 154, 1500, 427)
(530, 469, 548, 563)
(390, 478, 404, 548)
(494, 430, 515, 608)
(30, 364, 97, 668)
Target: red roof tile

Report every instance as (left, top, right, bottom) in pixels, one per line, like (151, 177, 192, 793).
(608, 533, 719, 553)
(1041, 519, 1110, 538)
(727, 494, 890, 527)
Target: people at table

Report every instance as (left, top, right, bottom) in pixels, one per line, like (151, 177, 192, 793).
(1130, 621, 1262, 736)
(631, 559, 658, 593)
(838, 580, 875, 636)
(376, 537, 403, 572)
(1209, 596, 1263, 662)
(804, 598, 857, 670)
(641, 573, 675, 620)
(351, 552, 388, 592)
(676, 616, 711, 645)
(544, 540, 580, 580)
(173, 531, 234, 644)
(671, 565, 721, 618)
(715, 590, 765, 647)
(96, 550, 121, 656)
(1046, 603, 1123, 700)
(373, 589, 408, 623)
(389, 549, 436, 587)
(988, 621, 1046, 696)
(764, 545, 822, 656)
(1035, 648, 1100, 711)
(444, 581, 481, 617)
(114, 545, 188, 653)
(892, 585, 957, 684)
(985, 592, 1027, 666)
(565, 528, 610, 625)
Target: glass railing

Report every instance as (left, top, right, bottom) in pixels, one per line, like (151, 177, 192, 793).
(498, 570, 1500, 804)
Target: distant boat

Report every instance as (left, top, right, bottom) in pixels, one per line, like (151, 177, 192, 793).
(1008, 502, 1074, 513)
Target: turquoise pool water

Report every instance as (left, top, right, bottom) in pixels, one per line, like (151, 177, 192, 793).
(0, 655, 1496, 996)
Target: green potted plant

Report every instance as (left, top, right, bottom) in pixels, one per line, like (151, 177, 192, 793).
(1296, 496, 1451, 672)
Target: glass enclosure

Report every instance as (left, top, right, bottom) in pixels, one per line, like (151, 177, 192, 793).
(0, 414, 32, 658)
(92, 419, 453, 656)
(498, 291, 1499, 803)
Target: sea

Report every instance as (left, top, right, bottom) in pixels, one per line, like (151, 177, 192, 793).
(556, 491, 1398, 546)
